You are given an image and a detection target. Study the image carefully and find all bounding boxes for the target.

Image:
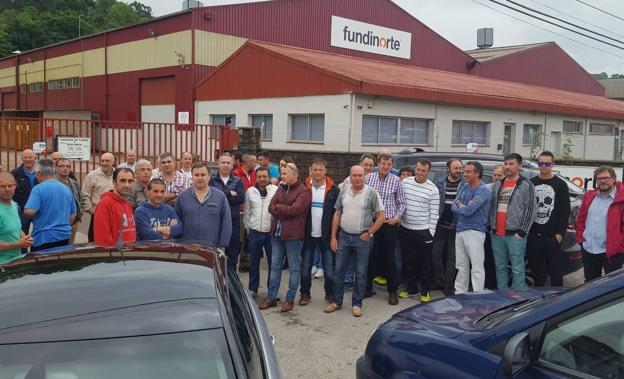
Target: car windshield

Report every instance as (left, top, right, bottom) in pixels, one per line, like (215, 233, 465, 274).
(0, 329, 235, 379)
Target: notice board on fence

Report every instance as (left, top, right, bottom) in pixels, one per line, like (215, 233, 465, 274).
(56, 137, 91, 161)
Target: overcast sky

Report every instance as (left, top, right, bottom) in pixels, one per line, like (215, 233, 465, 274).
(127, 0, 624, 74)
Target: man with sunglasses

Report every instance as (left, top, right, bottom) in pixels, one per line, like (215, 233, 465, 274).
(576, 166, 624, 281)
(527, 151, 570, 287)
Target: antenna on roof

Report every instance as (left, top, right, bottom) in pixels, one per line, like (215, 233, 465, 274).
(477, 28, 494, 49)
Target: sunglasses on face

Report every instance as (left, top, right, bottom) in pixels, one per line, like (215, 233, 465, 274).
(537, 162, 553, 167)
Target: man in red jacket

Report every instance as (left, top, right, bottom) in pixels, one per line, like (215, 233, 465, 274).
(259, 162, 311, 313)
(94, 168, 137, 247)
(233, 153, 257, 191)
(576, 166, 624, 281)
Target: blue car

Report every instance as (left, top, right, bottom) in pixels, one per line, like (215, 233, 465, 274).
(357, 270, 624, 379)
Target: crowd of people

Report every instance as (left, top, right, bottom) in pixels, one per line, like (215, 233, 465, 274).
(0, 148, 623, 318)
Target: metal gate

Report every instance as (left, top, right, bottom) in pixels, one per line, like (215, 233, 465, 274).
(0, 117, 239, 185)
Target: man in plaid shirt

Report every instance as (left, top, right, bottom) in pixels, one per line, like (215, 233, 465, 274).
(365, 153, 406, 305)
(151, 152, 192, 206)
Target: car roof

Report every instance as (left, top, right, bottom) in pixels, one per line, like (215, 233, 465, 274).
(393, 151, 506, 162)
(0, 242, 225, 343)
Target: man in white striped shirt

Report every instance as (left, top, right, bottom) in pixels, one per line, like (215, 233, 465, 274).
(399, 158, 440, 302)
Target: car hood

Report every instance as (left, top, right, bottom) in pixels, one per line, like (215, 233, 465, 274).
(390, 288, 564, 338)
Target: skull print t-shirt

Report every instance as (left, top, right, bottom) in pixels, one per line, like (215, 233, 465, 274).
(529, 175, 571, 237)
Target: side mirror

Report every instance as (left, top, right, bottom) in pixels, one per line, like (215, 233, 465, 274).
(502, 332, 531, 378)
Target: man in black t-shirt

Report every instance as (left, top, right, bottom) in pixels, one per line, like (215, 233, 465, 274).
(432, 159, 463, 295)
(528, 151, 571, 287)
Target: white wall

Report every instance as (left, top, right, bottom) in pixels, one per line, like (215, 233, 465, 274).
(195, 94, 622, 160)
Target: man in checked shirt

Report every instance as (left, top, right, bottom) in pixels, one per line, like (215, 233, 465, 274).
(364, 153, 406, 305)
(151, 152, 192, 206)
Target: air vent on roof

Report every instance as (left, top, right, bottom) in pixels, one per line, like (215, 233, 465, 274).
(183, 0, 203, 10)
(477, 28, 493, 49)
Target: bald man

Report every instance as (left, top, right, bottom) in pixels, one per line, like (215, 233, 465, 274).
(118, 149, 137, 172)
(11, 149, 38, 233)
(82, 152, 115, 242)
(0, 172, 32, 263)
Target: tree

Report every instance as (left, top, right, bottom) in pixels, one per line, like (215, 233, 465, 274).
(591, 72, 609, 80)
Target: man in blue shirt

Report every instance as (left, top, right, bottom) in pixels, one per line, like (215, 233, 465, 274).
(135, 178, 183, 241)
(257, 151, 280, 185)
(24, 159, 76, 251)
(451, 161, 491, 294)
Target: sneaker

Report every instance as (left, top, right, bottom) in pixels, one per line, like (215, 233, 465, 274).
(352, 306, 363, 317)
(377, 277, 387, 286)
(311, 266, 318, 276)
(298, 293, 311, 306)
(388, 291, 399, 305)
(373, 276, 383, 284)
(399, 290, 418, 299)
(314, 268, 324, 279)
(420, 292, 431, 303)
(281, 300, 294, 312)
(324, 303, 341, 313)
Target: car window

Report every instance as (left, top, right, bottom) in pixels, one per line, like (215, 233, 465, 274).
(538, 298, 624, 379)
(0, 330, 235, 379)
(227, 265, 266, 379)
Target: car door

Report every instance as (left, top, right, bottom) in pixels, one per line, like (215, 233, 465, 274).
(519, 293, 624, 379)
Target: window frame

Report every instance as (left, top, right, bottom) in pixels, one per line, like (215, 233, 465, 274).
(211, 114, 236, 129)
(562, 120, 583, 134)
(589, 123, 615, 136)
(522, 124, 543, 146)
(288, 113, 325, 143)
(362, 115, 431, 145)
(451, 120, 490, 146)
(250, 114, 273, 141)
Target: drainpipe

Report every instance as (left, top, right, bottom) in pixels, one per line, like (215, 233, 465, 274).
(348, 93, 355, 152)
(582, 116, 588, 159)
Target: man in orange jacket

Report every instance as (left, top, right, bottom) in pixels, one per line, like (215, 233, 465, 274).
(94, 168, 137, 247)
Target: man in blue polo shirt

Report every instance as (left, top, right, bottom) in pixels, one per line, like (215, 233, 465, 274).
(24, 159, 76, 251)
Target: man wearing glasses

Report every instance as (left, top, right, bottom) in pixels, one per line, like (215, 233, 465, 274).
(576, 166, 624, 281)
(526, 151, 571, 287)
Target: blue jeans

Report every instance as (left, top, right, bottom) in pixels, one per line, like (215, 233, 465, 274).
(490, 233, 527, 290)
(225, 217, 241, 271)
(248, 230, 272, 293)
(268, 237, 303, 302)
(300, 236, 334, 297)
(313, 246, 323, 269)
(332, 231, 371, 307)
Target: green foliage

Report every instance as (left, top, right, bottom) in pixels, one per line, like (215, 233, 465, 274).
(0, 0, 152, 57)
(591, 72, 624, 80)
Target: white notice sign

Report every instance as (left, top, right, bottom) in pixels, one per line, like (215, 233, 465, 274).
(330, 16, 412, 59)
(32, 142, 46, 154)
(57, 137, 91, 161)
(178, 111, 189, 125)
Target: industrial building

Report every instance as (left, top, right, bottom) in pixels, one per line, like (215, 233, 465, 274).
(0, 0, 622, 159)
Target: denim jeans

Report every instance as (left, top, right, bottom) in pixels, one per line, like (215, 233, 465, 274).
(225, 217, 241, 271)
(267, 237, 303, 302)
(490, 233, 527, 290)
(248, 230, 272, 293)
(300, 236, 333, 297)
(332, 231, 371, 307)
(313, 246, 323, 269)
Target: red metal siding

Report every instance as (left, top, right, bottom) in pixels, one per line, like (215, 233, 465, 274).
(472, 43, 605, 96)
(195, 45, 358, 101)
(1, 92, 16, 109)
(192, 0, 473, 75)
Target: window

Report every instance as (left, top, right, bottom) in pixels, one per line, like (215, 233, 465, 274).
(362, 116, 430, 144)
(590, 123, 615, 135)
(29, 82, 43, 93)
(451, 120, 489, 145)
(211, 115, 236, 129)
(48, 77, 81, 90)
(562, 120, 583, 134)
(251, 114, 272, 140)
(523, 124, 543, 145)
(290, 114, 324, 142)
(19, 84, 26, 93)
(538, 298, 624, 379)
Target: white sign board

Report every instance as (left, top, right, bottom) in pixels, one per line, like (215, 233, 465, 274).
(57, 137, 91, 161)
(178, 111, 189, 125)
(32, 142, 46, 154)
(466, 143, 479, 153)
(330, 16, 412, 59)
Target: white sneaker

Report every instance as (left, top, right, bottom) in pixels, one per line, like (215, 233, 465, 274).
(311, 266, 318, 276)
(314, 268, 324, 279)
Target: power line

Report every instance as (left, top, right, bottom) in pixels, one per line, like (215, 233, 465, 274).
(488, 0, 624, 50)
(528, 0, 624, 39)
(506, 0, 624, 46)
(576, 0, 624, 23)
(469, 0, 624, 60)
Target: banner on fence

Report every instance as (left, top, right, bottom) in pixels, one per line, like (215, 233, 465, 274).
(57, 136, 92, 161)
